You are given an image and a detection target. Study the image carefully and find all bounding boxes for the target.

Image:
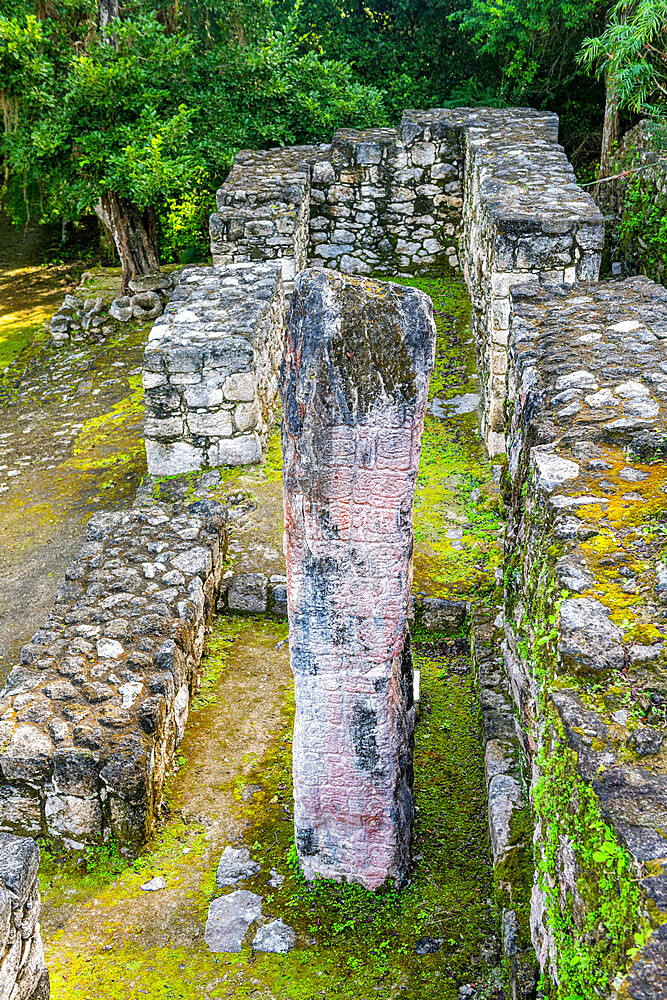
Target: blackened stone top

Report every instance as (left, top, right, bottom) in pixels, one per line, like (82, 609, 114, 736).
(281, 268, 435, 435)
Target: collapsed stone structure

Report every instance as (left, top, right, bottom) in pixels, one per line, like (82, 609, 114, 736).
(281, 269, 435, 889)
(50, 273, 178, 346)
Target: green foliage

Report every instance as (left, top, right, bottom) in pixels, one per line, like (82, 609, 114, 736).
(279, 0, 487, 118)
(533, 729, 649, 998)
(158, 177, 215, 264)
(580, 0, 667, 117)
(618, 168, 667, 283)
(0, 2, 386, 265)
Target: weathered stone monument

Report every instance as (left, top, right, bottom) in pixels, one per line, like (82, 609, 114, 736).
(281, 268, 436, 889)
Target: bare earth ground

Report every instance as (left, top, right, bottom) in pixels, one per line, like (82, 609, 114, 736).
(0, 220, 148, 679)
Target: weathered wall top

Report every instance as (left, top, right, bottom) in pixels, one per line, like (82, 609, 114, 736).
(210, 145, 322, 288)
(143, 262, 283, 474)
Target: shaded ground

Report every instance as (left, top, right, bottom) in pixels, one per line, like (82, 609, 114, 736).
(0, 212, 78, 372)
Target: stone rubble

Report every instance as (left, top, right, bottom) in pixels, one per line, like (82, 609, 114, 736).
(215, 847, 260, 887)
(0, 834, 49, 1000)
(50, 273, 178, 346)
(203, 890, 262, 953)
(251, 918, 296, 954)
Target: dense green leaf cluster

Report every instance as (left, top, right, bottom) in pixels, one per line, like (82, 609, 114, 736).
(0, 1, 387, 261)
(2, 0, 666, 268)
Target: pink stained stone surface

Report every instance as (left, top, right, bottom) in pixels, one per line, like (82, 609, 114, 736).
(280, 268, 436, 889)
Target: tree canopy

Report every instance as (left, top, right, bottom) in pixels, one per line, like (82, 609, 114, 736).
(1, 0, 666, 280)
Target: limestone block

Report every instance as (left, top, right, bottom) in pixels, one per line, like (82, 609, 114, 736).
(410, 142, 436, 167)
(355, 142, 383, 165)
(144, 440, 203, 476)
(208, 434, 261, 467)
(187, 410, 233, 438)
(144, 417, 184, 439)
(339, 255, 372, 275)
(281, 268, 436, 890)
(142, 372, 168, 390)
(204, 890, 262, 953)
(110, 297, 132, 322)
(222, 372, 256, 402)
(234, 402, 256, 433)
(184, 386, 223, 408)
(45, 794, 103, 842)
(312, 161, 335, 184)
(227, 574, 268, 614)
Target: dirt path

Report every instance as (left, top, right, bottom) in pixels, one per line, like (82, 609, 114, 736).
(0, 219, 148, 679)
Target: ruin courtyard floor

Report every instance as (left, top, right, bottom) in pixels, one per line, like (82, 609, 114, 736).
(1, 256, 507, 998)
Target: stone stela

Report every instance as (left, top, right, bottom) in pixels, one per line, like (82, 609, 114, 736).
(280, 268, 436, 889)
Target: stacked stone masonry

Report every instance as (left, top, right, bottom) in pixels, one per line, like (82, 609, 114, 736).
(12, 101, 667, 989)
(143, 263, 283, 475)
(200, 106, 602, 468)
(472, 609, 538, 998)
(503, 277, 667, 996)
(209, 146, 321, 293)
(0, 835, 48, 1000)
(0, 500, 227, 848)
(458, 108, 604, 454)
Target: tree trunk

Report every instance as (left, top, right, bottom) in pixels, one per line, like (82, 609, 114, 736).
(95, 191, 160, 294)
(600, 70, 620, 177)
(98, 0, 118, 30)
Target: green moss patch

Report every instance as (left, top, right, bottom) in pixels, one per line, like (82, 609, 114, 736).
(533, 725, 661, 999)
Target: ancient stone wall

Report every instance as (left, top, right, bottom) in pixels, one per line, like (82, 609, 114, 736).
(281, 269, 436, 889)
(209, 146, 320, 294)
(308, 118, 462, 276)
(0, 500, 226, 848)
(143, 263, 283, 475)
(459, 108, 604, 455)
(0, 835, 48, 1000)
(502, 277, 667, 996)
(203, 106, 603, 462)
(472, 609, 538, 996)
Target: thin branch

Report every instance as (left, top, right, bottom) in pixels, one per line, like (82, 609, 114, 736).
(580, 156, 667, 186)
